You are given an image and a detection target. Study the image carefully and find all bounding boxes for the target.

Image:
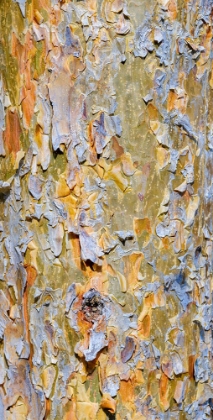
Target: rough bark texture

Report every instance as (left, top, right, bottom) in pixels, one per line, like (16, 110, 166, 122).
(0, 0, 213, 419)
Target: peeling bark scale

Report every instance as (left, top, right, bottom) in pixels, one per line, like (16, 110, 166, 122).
(0, 0, 213, 419)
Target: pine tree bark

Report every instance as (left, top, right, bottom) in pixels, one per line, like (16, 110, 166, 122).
(0, 0, 213, 418)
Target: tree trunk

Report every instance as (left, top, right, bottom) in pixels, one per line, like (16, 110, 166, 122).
(0, 0, 213, 418)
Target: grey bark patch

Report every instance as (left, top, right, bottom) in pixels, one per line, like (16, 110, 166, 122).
(28, 175, 43, 200)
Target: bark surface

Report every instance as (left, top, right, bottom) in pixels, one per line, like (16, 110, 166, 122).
(0, 0, 213, 419)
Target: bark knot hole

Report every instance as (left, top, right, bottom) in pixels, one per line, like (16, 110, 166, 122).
(82, 288, 104, 322)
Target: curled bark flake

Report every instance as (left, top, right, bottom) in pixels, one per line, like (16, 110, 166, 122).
(121, 336, 136, 363)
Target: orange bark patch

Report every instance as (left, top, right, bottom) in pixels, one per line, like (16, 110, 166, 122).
(100, 393, 116, 414)
(123, 252, 143, 289)
(162, 237, 170, 249)
(11, 33, 26, 74)
(56, 179, 71, 198)
(35, 124, 43, 148)
(144, 294, 154, 307)
(64, 400, 78, 420)
(12, 32, 36, 76)
(147, 103, 159, 120)
(168, 0, 177, 20)
(159, 372, 170, 411)
(38, 0, 51, 12)
(23, 266, 37, 345)
(156, 146, 170, 169)
(188, 355, 196, 379)
(167, 90, 177, 112)
(112, 136, 124, 158)
(135, 368, 144, 385)
(138, 314, 151, 339)
(65, 55, 85, 79)
(44, 398, 51, 420)
(21, 82, 36, 128)
(154, 287, 166, 307)
(27, 0, 51, 22)
(167, 88, 187, 113)
(134, 218, 151, 237)
(25, 265, 37, 287)
(119, 378, 135, 405)
(11, 32, 36, 128)
(3, 110, 21, 157)
(76, 311, 92, 337)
